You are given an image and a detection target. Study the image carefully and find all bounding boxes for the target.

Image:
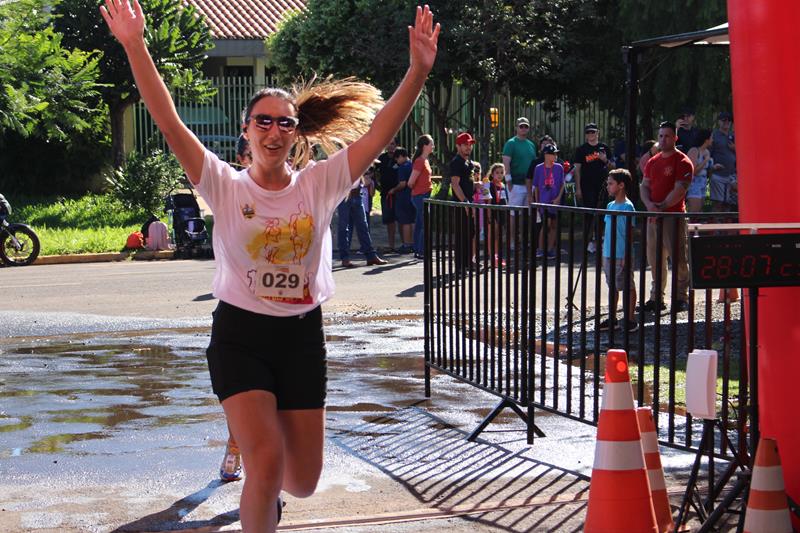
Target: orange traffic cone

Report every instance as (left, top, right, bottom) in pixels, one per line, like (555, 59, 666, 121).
(584, 349, 658, 533)
(636, 407, 674, 533)
(743, 437, 792, 533)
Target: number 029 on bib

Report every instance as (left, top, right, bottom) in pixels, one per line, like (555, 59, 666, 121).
(255, 264, 305, 299)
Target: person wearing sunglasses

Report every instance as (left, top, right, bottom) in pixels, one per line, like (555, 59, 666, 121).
(101, 1, 440, 530)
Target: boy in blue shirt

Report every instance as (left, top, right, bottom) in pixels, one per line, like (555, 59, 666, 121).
(388, 147, 415, 253)
(600, 169, 637, 332)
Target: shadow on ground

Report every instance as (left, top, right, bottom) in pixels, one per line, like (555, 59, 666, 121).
(331, 406, 590, 533)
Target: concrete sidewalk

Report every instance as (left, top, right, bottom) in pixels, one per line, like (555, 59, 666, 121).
(2, 229, 718, 532)
(0, 313, 601, 533)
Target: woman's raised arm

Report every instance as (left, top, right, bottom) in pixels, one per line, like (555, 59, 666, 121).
(346, 5, 440, 181)
(101, 0, 205, 184)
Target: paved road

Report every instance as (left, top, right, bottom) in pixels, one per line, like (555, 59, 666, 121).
(2, 257, 424, 325)
(1, 259, 706, 532)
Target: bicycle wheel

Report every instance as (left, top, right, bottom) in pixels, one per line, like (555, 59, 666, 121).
(0, 224, 40, 266)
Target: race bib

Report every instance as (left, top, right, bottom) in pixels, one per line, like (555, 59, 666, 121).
(254, 264, 305, 299)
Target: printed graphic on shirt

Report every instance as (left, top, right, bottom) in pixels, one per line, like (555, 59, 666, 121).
(241, 203, 256, 219)
(585, 152, 603, 163)
(244, 201, 315, 304)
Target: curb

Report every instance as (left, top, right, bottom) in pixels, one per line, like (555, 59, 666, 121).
(33, 249, 175, 266)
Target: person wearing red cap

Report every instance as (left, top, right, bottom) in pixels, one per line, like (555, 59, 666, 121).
(450, 132, 478, 273)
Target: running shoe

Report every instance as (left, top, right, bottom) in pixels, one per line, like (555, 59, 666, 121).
(219, 441, 243, 482)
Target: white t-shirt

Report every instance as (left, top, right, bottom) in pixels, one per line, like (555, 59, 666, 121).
(197, 148, 353, 317)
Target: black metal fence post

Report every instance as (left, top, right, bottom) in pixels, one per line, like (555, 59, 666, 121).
(423, 200, 744, 459)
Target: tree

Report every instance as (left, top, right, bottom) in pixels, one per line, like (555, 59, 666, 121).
(267, 0, 620, 175)
(106, 140, 184, 215)
(53, 0, 215, 167)
(0, 0, 101, 142)
(611, 1, 730, 138)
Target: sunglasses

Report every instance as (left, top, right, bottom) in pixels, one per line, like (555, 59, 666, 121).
(248, 114, 299, 133)
(518, 124, 530, 129)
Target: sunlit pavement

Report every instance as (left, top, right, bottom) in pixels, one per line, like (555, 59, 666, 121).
(0, 260, 703, 532)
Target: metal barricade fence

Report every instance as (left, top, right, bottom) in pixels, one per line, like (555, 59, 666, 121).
(423, 198, 747, 460)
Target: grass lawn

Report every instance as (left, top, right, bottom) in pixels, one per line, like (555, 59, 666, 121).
(630, 360, 742, 415)
(7, 194, 151, 256)
(34, 226, 142, 256)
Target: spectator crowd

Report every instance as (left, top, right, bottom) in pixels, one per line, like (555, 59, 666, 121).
(335, 108, 739, 311)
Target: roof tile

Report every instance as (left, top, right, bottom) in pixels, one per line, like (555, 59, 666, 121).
(185, 0, 306, 40)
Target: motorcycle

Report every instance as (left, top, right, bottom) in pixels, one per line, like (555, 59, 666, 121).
(0, 194, 40, 266)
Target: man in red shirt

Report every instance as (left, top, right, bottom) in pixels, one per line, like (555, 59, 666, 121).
(640, 121, 694, 312)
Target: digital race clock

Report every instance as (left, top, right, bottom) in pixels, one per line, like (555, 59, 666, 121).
(689, 233, 800, 289)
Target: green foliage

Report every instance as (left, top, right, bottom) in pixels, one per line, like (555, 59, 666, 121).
(10, 193, 154, 254)
(35, 225, 141, 255)
(0, 0, 102, 141)
(53, 0, 216, 165)
(106, 146, 184, 216)
(612, 0, 730, 135)
(0, 128, 112, 195)
(267, 0, 620, 168)
(267, 0, 730, 151)
(11, 193, 146, 229)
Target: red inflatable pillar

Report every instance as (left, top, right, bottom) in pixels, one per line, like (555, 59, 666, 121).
(728, 2, 800, 529)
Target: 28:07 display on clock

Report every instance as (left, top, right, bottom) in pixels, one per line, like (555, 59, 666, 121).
(689, 233, 800, 289)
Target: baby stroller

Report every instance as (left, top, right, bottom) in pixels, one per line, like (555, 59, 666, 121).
(165, 189, 211, 258)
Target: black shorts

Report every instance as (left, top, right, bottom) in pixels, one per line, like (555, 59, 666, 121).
(206, 301, 327, 409)
(380, 193, 397, 224)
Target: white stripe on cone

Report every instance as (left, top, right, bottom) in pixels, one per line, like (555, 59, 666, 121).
(593, 440, 645, 470)
(601, 382, 636, 410)
(640, 431, 659, 454)
(647, 469, 667, 491)
(751, 465, 786, 492)
(743, 507, 792, 533)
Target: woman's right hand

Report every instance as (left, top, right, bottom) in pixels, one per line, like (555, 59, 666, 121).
(101, 0, 145, 49)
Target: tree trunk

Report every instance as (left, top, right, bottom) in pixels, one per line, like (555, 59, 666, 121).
(110, 103, 127, 168)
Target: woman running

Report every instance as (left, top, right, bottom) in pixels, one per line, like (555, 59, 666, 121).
(100, 1, 440, 530)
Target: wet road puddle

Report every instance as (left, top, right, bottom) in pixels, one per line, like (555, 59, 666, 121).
(0, 318, 426, 460)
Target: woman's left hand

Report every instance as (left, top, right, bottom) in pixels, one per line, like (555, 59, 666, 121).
(408, 5, 441, 75)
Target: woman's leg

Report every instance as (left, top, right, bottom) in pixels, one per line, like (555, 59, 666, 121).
(223, 390, 285, 531)
(278, 408, 325, 497)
